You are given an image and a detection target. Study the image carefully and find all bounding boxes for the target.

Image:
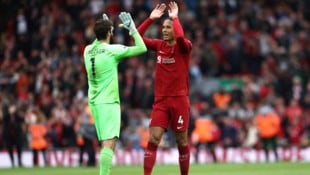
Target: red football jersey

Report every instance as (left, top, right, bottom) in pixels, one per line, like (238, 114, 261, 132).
(138, 18, 192, 97)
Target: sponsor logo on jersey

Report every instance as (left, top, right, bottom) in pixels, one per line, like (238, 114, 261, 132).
(177, 126, 183, 130)
(156, 56, 175, 64)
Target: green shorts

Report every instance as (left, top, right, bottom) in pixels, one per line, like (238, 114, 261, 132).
(89, 103, 120, 141)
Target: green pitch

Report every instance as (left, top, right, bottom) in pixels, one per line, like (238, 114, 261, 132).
(0, 162, 309, 175)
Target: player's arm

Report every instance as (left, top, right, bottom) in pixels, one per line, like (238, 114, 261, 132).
(115, 12, 146, 59)
(120, 31, 147, 58)
(168, 1, 192, 53)
(137, 3, 166, 50)
(117, 12, 147, 59)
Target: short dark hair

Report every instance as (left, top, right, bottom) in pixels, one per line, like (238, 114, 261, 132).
(94, 19, 113, 40)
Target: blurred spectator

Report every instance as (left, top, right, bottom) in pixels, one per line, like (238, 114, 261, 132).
(28, 107, 48, 166)
(191, 115, 219, 163)
(288, 114, 304, 147)
(212, 88, 231, 110)
(220, 117, 239, 148)
(242, 119, 258, 148)
(137, 115, 150, 150)
(301, 82, 310, 109)
(254, 105, 281, 162)
(285, 99, 303, 125)
(75, 102, 96, 166)
(273, 96, 290, 145)
(219, 116, 240, 161)
(228, 101, 246, 119)
(2, 103, 25, 167)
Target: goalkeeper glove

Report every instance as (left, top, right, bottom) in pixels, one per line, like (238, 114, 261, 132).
(102, 13, 109, 21)
(118, 12, 137, 35)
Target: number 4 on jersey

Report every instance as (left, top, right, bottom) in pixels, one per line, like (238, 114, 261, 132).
(178, 115, 184, 125)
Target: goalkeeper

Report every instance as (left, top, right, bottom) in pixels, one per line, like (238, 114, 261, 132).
(83, 12, 146, 175)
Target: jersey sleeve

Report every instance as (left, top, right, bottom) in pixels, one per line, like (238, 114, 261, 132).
(137, 18, 159, 51)
(173, 17, 192, 54)
(111, 32, 147, 62)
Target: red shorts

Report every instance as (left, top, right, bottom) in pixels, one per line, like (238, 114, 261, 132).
(150, 96, 190, 132)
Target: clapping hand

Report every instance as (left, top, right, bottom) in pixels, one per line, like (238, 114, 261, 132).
(168, 1, 178, 19)
(150, 3, 166, 20)
(118, 12, 137, 35)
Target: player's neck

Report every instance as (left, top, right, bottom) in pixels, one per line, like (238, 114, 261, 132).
(99, 40, 109, 44)
(99, 37, 110, 44)
(166, 39, 176, 46)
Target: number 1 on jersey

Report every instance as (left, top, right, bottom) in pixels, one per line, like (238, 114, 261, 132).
(90, 57, 96, 78)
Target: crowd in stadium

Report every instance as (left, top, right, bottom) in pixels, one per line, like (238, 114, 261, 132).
(0, 0, 309, 166)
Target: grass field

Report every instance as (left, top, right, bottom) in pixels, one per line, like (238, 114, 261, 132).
(0, 162, 309, 175)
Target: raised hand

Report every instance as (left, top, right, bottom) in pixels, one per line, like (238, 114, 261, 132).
(150, 3, 166, 20)
(118, 12, 137, 35)
(168, 1, 178, 19)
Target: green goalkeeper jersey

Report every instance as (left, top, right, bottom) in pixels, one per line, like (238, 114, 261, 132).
(84, 32, 146, 105)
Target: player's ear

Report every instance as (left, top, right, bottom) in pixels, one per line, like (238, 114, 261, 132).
(110, 26, 114, 34)
(110, 26, 114, 36)
(108, 28, 113, 38)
